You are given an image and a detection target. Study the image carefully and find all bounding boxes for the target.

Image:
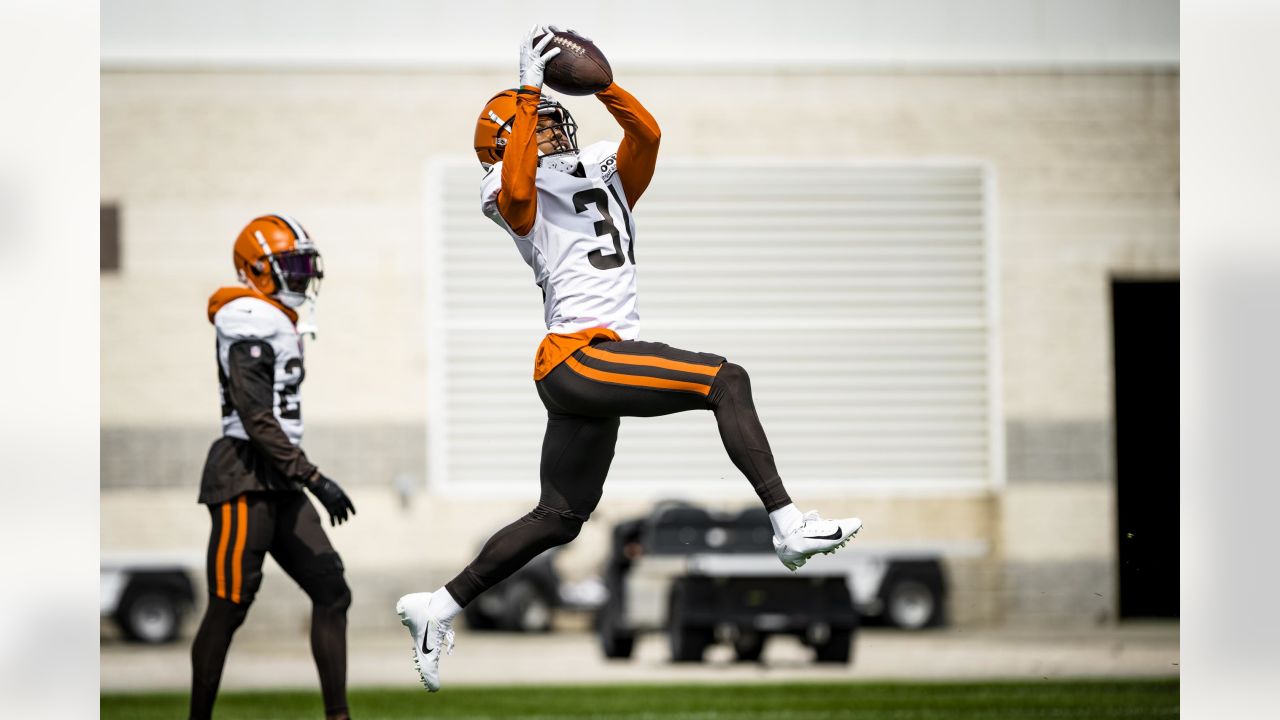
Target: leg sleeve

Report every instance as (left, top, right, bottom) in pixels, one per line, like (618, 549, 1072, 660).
(706, 363, 792, 511)
(445, 413, 619, 606)
(189, 597, 249, 720)
(269, 493, 349, 717)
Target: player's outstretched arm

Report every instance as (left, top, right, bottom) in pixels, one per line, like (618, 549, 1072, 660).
(596, 82, 661, 206)
(497, 26, 561, 236)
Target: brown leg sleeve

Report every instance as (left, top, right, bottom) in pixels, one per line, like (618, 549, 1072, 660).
(189, 597, 249, 720)
(705, 363, 793, 512)
(446, 413, 619, 606)
(271, 493, 350, 718)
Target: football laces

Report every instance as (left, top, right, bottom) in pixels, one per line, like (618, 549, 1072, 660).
(552, 35, 585, 56)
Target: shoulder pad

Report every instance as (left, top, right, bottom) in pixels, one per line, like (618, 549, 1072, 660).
(214, 296, 292, 341)
(580, 142, 622, 183)
(479, 161, 506, 213)
(579, 141, 620, 167)
(481, 161, 504, 187)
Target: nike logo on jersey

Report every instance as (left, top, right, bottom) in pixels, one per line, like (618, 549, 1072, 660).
(804, 528, 843, 540)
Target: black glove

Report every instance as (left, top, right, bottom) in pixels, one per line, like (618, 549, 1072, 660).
(307, 472, 356, 526)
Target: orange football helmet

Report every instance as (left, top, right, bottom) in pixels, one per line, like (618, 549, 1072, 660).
(232, 214, 324, 308)
(474, 89, 579, 170)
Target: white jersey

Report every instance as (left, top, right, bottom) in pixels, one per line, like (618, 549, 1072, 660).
(214, 296, 306, 446)
(481, 140, 641, 339)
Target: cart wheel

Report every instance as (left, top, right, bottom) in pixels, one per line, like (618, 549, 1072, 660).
(670, 623, 713, 663)
(501, 582, 553, 633)
(117, 592, 181, 644)
(668, 588, 713, 663)
(732, 630, 766, 662)
(599, 610, 635, 659)
(885, 578, 939, 630)
(813, 627, 852, 664)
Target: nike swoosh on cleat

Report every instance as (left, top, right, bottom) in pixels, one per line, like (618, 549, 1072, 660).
(803, 527, 843, 540)
(421, 637, 435, 655)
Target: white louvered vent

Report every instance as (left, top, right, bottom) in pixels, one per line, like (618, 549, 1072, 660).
(426, 160, 998, 496)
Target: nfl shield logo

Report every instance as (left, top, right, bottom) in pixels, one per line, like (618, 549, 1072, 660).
(250, 345, 262, 358)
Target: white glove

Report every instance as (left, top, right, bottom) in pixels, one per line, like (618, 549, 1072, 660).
(547, 24, 591, 42)
(519, 24, 561, 89)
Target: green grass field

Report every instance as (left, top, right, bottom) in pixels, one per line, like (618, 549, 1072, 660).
(102, 679, 1178, 719)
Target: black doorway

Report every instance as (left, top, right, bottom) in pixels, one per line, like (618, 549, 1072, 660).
(1112, 279, 1179, 618)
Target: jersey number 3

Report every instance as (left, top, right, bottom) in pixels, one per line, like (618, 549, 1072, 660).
(573, 187, 635, 270)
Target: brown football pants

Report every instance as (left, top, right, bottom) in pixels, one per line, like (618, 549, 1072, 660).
(190, 491, 350, 719)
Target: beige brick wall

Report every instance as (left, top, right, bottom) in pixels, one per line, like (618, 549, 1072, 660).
(101, 68, 1178, 627)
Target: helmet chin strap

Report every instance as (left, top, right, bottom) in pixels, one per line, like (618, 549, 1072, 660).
(295, 297, 319, 339)
(539, 151, 580, 174)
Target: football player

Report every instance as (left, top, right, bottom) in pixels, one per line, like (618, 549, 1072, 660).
(396, 25, 862, 692)
(191, 215, 356, 720)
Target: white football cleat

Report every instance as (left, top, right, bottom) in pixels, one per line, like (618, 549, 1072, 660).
(396, 592, 455, 692)
(773, 510, 863, 571)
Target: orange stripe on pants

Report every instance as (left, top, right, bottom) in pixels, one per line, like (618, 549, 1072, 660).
(214, 502, 232, 599)
(565, 356, 712, 396)
(578, 345, 722, 378)
(230, 496, 248, 603)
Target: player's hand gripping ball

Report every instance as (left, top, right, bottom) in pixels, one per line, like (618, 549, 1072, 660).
(535, 26, 613, 95)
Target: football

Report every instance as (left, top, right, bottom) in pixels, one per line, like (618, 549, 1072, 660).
(537, 29, 613, 96)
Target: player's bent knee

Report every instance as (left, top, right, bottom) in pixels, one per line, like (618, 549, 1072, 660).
(306, 573, 352, 611)
(323, 578, 353, 613)
(295, 551, 351, 610)
(543, 512, 585, 547)
(551, 516, 585, 546)
(528, 503, 588, 547)
(719, 362, 749, 386)
(712, 362, 751, 399)
(205, 594, 251, 629)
